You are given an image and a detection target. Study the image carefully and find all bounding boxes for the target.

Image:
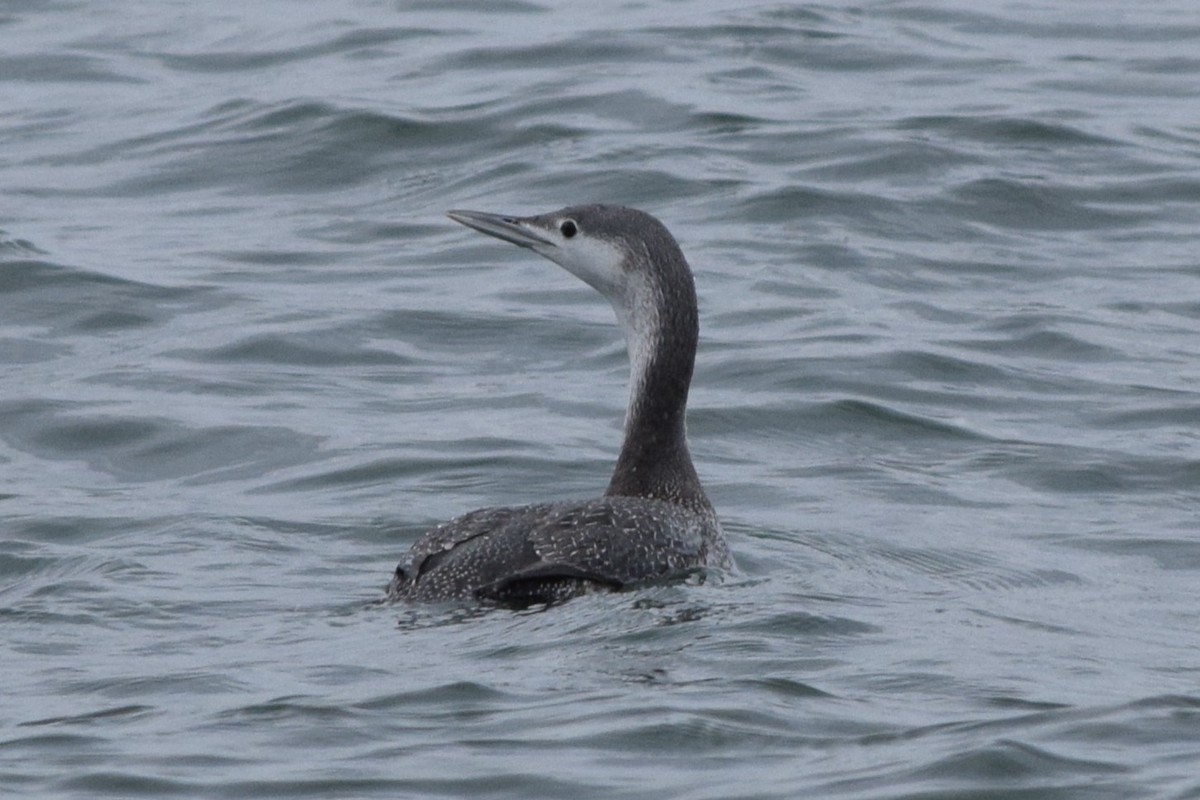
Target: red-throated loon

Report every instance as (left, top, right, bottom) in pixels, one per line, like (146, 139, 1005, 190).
(387, 205, 731, 607)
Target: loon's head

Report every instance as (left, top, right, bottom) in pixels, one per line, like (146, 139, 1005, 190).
(446, 205, 697, 362)
(447, 204, 692, 301)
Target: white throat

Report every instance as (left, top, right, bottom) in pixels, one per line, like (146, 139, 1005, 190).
(607, 273, 660, 434)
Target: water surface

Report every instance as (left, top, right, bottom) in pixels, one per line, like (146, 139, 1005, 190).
(3, 1, 1200, 798)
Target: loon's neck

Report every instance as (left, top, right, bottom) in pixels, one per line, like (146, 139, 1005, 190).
(604, 274, 711, 513)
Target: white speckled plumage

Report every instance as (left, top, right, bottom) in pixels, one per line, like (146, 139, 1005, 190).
(388, 204, 731, 607)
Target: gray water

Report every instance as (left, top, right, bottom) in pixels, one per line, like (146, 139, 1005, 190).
(3, 1, 1200, 797)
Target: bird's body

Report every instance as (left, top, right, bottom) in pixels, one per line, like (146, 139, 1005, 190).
(388, 204, 731, 607)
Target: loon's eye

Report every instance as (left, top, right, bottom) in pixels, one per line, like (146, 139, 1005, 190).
(560, 219, 577, 238)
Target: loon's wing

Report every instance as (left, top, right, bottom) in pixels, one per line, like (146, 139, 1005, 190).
(468, 499, 706, 607)
(525, 497, 707, 585)
(392, 503, 568, 601)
